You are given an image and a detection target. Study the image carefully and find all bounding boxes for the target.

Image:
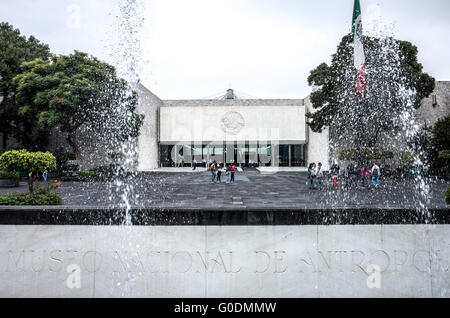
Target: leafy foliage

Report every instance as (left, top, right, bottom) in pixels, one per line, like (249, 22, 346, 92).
(13, 51, 144, 158)
(0, 150, 56, 192)
(80, 170, 96, 178)
(432, 116, 450, 152)
(0, 190, 61, 206)
(307, 34, 435, 149)
(399, 153, 420, 175)
(426, 116, 450, 173)
(339, 147, 394, 162)
(438, 150, 450, 160)
(0, 150, 56, 173)
(0, 170, 19, 179)
(0, 22, 51, 150)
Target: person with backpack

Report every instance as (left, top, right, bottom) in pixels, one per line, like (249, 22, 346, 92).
(210, 161, 217, 183)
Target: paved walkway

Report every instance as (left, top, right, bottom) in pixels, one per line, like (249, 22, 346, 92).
(1, 170, 448, 209)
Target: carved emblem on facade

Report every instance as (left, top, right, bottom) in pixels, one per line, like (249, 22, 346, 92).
(221, 111, 245, 134)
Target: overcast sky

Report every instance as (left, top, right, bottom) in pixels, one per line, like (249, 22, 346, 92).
(1, 0, 449, 99)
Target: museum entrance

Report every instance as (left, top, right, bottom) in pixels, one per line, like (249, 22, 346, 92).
(158, 143, 306, 168)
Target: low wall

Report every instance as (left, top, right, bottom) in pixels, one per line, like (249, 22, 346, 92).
(0, 179, 20, 188)
(0, 208, 449, 298)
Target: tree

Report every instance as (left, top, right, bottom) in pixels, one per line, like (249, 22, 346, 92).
(446, 187, 450, 205)
(429, 116, 450, 173)
(431, 116, 450, 152)
(13, 51, 144, 159)
(306, 34, 435, 150)
(0, 22, 51, 150)
(0, 150, 56, 192)
(338, 147, 393, 163)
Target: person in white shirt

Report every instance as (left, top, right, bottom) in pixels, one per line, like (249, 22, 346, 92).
(371, 163, 381, 187)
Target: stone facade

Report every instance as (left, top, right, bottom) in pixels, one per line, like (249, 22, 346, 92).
(416, 81, 450, 127)
(136, 84, 330, 171)
(0, 224, 448, 297)
(1, 82, 447, 172)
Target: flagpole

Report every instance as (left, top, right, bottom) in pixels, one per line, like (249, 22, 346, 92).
(352, 0, 365, 169)
(356, 92, 362, 168)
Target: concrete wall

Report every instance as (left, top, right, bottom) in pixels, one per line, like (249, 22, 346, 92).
(159, 105, 306, 145)
(416, 81, 450, 127)
(136, 84, 162, 171)
(0, 225, 448, 298)
(305, 96, 330, 171)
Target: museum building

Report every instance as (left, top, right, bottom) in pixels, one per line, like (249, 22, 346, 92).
(135, 84, 330, 171)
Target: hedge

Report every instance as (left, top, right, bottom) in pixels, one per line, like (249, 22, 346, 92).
(446, 187, 450, 205)
(339, 147, 394, 161)
(0, 150, 57, 193)
(0, 150, 56, 173)
(439, 150, 450, 160)
(0, 191, 62, 206)
(0, 170, 19, 180)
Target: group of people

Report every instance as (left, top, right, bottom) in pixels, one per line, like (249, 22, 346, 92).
(307, 162, 324, 190)
(28, 170, 48, 182)
(308, 161, 385, 190)
(209, 161, 236, 184)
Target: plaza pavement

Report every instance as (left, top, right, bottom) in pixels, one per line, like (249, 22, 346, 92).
(1, 169, 448, 209)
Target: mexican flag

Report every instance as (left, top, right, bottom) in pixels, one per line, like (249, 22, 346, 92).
(352, 0, 366, 102)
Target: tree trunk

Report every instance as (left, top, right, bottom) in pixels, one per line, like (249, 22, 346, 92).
(27, 178, 33, 193)
(67, 132, 81, 160)
(2, 132, 7, 150)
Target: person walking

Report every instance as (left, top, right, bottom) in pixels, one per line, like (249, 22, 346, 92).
(210, 161, 217, 183)
(344, 164, 355, 189)
(225, 165, 231, 184)
(231, 164, 236, 183)
(307, 163, 312, 189)
(309, 163, 317, 190)
(316, 162, 323, 190)
(192, 159, 197, 170)
(344, 165, 350, 189)
(43, 170, 48, 182)
(371, 163, 381, 188)
(361, 165, 369, 188)
(331, 161, 340, 190)
(216, 163, 222, 183)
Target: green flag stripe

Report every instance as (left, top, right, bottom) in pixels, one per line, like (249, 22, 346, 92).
(352, 0, 362, 33)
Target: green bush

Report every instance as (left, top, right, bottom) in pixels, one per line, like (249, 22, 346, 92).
(446, 187, 450, 205)
(438, 150, 450, 160)
(400, 153, 418, 166)
(0, 150, 57, 192)
(0, 150, 56, 173)
(54, 150, 76, 172)
(80, 170, 96, 177)
(339, 147, 394, 162)
(0, 170, 19, 180)
(0, 191, 62, 206)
